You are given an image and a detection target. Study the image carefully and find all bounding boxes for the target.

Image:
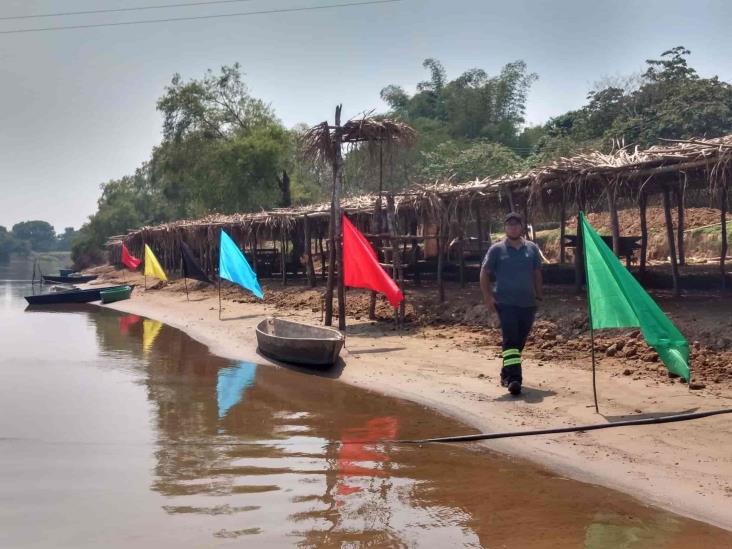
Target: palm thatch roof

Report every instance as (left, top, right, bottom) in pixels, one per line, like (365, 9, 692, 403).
(302, 115, 417, 164)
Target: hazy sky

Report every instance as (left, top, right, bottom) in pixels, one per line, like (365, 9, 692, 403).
(1, 0, 731, 231)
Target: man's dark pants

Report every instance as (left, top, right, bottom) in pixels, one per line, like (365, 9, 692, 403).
(496, 304, 537, 384)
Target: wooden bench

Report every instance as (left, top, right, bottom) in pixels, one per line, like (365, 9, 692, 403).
(564, 234, 641, 267)
(245, 248, 279, 278)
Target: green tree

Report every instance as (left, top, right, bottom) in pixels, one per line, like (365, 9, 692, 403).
(55, 227, 78, 251)
(529, 46, 732, 164)
(0, 226, 27, 261)
(11, 220, 56, 252)
(381, 58, 537, 145)
(417, 141, 525, 182)
(73, 64, 293, 266)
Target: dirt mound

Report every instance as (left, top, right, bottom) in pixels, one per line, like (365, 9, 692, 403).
(569, 207, 730, 234)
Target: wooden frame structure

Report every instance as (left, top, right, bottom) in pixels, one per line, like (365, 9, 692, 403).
(108, 134, 732, 305)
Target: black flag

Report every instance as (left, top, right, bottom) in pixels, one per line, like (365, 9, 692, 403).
(181, 241, 212, 284)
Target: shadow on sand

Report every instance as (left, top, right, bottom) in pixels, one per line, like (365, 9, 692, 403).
(494, 386, 557, 404)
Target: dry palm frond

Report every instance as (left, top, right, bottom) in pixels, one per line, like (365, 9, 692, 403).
(302, 116, 416, 165)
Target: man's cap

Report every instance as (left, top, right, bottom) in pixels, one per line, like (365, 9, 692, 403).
(504, 212, 523, 224)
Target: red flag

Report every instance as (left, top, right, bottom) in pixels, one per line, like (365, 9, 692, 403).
(342, 215, 403, 307)
(121, 243, 141, 271)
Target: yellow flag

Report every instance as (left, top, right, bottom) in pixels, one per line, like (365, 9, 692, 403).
(144, 244, 168, 281)
(142, 319, 163, 354)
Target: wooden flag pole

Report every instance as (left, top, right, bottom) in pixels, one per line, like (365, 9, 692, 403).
(184, 276, 189, 301)
(143, 241, 147, 290)
(218, 277, 222, 320)
(581, 213, 600, 413)
(590, 319, 599, 413)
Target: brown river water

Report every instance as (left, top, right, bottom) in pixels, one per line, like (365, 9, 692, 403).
(1, 280, 730, 548)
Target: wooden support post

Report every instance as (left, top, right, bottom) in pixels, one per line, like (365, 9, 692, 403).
(457, 205, 466, 288)
(675, 183, 686, 266)
(574, 199, 585, 294)
(280, 229, 287, 286)
(318, 231, 326, 280)
(325, 106, 345, 328)
(607, 183, 620, 256)
(410, 228, 420, 286)
(506, 188, 515, 214)
(639, 191, 648, 282)
(721, 185, 728, 290)
(334, 116, 346, 331)
(662, 186, 681, 297)
(304, 214, 316, 288)
(437, 211, 446, 303)
(337, 208, 346, 331)
(386, 194, 403, 324)
(474, 200, 485, 258)
(368, 191, 383, 319)
(559, 190, 567, 264)
(252, 229, 259, 275)
(522, 199, 531, 240)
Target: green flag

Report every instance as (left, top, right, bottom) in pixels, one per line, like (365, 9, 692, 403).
(580, 212, 690, 381)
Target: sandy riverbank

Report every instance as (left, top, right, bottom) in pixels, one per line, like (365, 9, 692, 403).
(92, 269, 732, 531)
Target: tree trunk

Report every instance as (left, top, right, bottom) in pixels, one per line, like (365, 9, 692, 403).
(662, 186, 680, 297)
(303, 214, 316, 287)
(639, 191, 648, 282)
(277, 170, 292, 208)
(721, 185, 728, 290)
(675, 184, 686, 266)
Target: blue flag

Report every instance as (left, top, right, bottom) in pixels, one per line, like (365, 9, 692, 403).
(219, 230, 264, 299)
(216, 362, 257, 418)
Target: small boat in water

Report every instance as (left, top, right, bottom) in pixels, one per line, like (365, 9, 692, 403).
(41, 274, 98, 284)
(25, 284, 134, 306)
(100, 285, 133, 304)
(256, 318, 344, 367)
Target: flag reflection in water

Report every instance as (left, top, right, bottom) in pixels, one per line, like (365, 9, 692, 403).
(118, 314, 142, 335)
(216, 362, 257, 418)
(142, 319, 163, 354)
(336, 416, 398, 499)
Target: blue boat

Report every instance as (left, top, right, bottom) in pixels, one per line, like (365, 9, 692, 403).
(25, 284, 134, 306)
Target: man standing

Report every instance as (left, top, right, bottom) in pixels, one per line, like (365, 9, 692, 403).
(480, 212, 543, 395)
